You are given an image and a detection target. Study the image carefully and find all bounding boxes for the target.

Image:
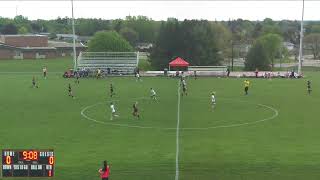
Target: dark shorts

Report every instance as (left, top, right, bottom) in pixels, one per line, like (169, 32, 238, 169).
(245, 87, 249, 91)
(102, 178, 108, 180)
(44, 72, 47, 76)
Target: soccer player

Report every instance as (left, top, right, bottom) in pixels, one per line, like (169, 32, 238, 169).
(194, 70, 197, 80)
(96, 68, 102, 79)
(181, 80, 187, 96)
(244, 79, 250, 95)
(32, 76, 39, 88)
(110, 83, 115, 98)
(307, 80, 312, 95)
(110, 102, 119, 120)
(136, 72, 142, 82)
(150, 88, 157, 101)
(211, 92, 216, 110)
(98, 160, 110, 180)
(132, 102, 140, 119)
(180, 71, 185, 82)
(74, 71, 80, 84)
(43, 66, 47, 79)
(68, 83, 75, 98)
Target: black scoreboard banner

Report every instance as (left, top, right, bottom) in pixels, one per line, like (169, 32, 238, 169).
(2, 149, 54, 177)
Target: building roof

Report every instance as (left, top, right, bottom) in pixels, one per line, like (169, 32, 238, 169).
(48, 41, 87, 48)
(56, 34, 78, 38)
(0, 42, 19, 49)
(1, 34, 47, 37)
(20, 47, 56, 50)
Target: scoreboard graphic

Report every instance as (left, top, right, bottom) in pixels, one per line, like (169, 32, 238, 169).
(2, 149, 54, 177)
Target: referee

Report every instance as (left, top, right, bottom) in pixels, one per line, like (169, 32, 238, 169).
(244, 80, 250, 95)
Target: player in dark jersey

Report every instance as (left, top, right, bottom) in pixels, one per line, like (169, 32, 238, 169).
(32, 76, 39, 88)
(181, 80, 187, 96)
(74, 71, 80, 84)
(68, 83, 75, 98)
(307, 80, 312, 95)
(132, 102, 140, 119)
(110, 83, 115, 97)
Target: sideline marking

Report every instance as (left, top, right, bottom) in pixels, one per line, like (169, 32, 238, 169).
(175, 81, 181, 180)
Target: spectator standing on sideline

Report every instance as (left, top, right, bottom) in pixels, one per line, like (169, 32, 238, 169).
(226, 68, 230, 77)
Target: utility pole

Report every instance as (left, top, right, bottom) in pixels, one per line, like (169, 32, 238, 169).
(15, 0, 19, 16)
(231, 19, 235, 71)
(298, 0, 304, 74)
(71, 0, 77, 70)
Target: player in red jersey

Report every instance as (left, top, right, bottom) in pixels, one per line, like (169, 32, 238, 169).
(98, 160, 110, 180)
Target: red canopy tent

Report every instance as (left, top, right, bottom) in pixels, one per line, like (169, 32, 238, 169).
(169, 57, 189, 70)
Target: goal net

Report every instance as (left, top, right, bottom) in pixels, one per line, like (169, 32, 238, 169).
(76, 52, 139, 75)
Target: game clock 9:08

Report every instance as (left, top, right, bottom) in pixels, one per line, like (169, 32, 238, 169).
(19, 151, 39, 161)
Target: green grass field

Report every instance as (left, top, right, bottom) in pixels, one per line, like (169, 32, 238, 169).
(1, 59, 320, 180)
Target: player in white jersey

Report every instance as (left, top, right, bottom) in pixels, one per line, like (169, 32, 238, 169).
(211, 92, 216, 111)
(43, 67, 47, 79)
(150, 88, 157, 101)
(110, 102, 119, 120)
(136, 73, 142, 82)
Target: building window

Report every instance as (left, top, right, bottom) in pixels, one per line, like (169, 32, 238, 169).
(36, 52, 46, 59)
(14, 50, 23, 59)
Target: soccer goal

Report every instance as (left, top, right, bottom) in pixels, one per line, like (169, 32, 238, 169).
(188, 66, 228, 76)
(76, 52, 139, 75)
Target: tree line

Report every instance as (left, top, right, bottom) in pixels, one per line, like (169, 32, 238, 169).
(1, 15, 320, 70)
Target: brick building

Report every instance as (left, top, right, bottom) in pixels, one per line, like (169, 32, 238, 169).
(0, 35, 87, 59)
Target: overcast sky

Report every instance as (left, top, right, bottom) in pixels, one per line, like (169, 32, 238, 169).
(0, 1, 319, 21)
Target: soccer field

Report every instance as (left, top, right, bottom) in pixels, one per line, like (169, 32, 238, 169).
(1, 60, 320, 180)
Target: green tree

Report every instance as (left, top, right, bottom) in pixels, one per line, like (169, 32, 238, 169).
(119, 27, 139, 46)
(151, 19, 225, 69)
(304, 33, 320, 60)
(311, 25, 320, 33)
(245, 41, 271, 71)
(258, 33, 283, 68)
(150, 19, 180, 69)
(18, 26, 28, 34)
(88, 31, 134, 52)
(1, 23, 18, 34)
(124, 16, 158, 43)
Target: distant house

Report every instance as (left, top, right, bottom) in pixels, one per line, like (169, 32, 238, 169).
(0, 35, 86, 59)
(283, 42, 295, 51)
(56, 34, 78, 41)
(78, 36, 92, 44)
(136, 43, 153, 52)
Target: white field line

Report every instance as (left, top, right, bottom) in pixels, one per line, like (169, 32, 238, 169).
(175, 81, 181, 180)
(80, 101, 279, 130)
